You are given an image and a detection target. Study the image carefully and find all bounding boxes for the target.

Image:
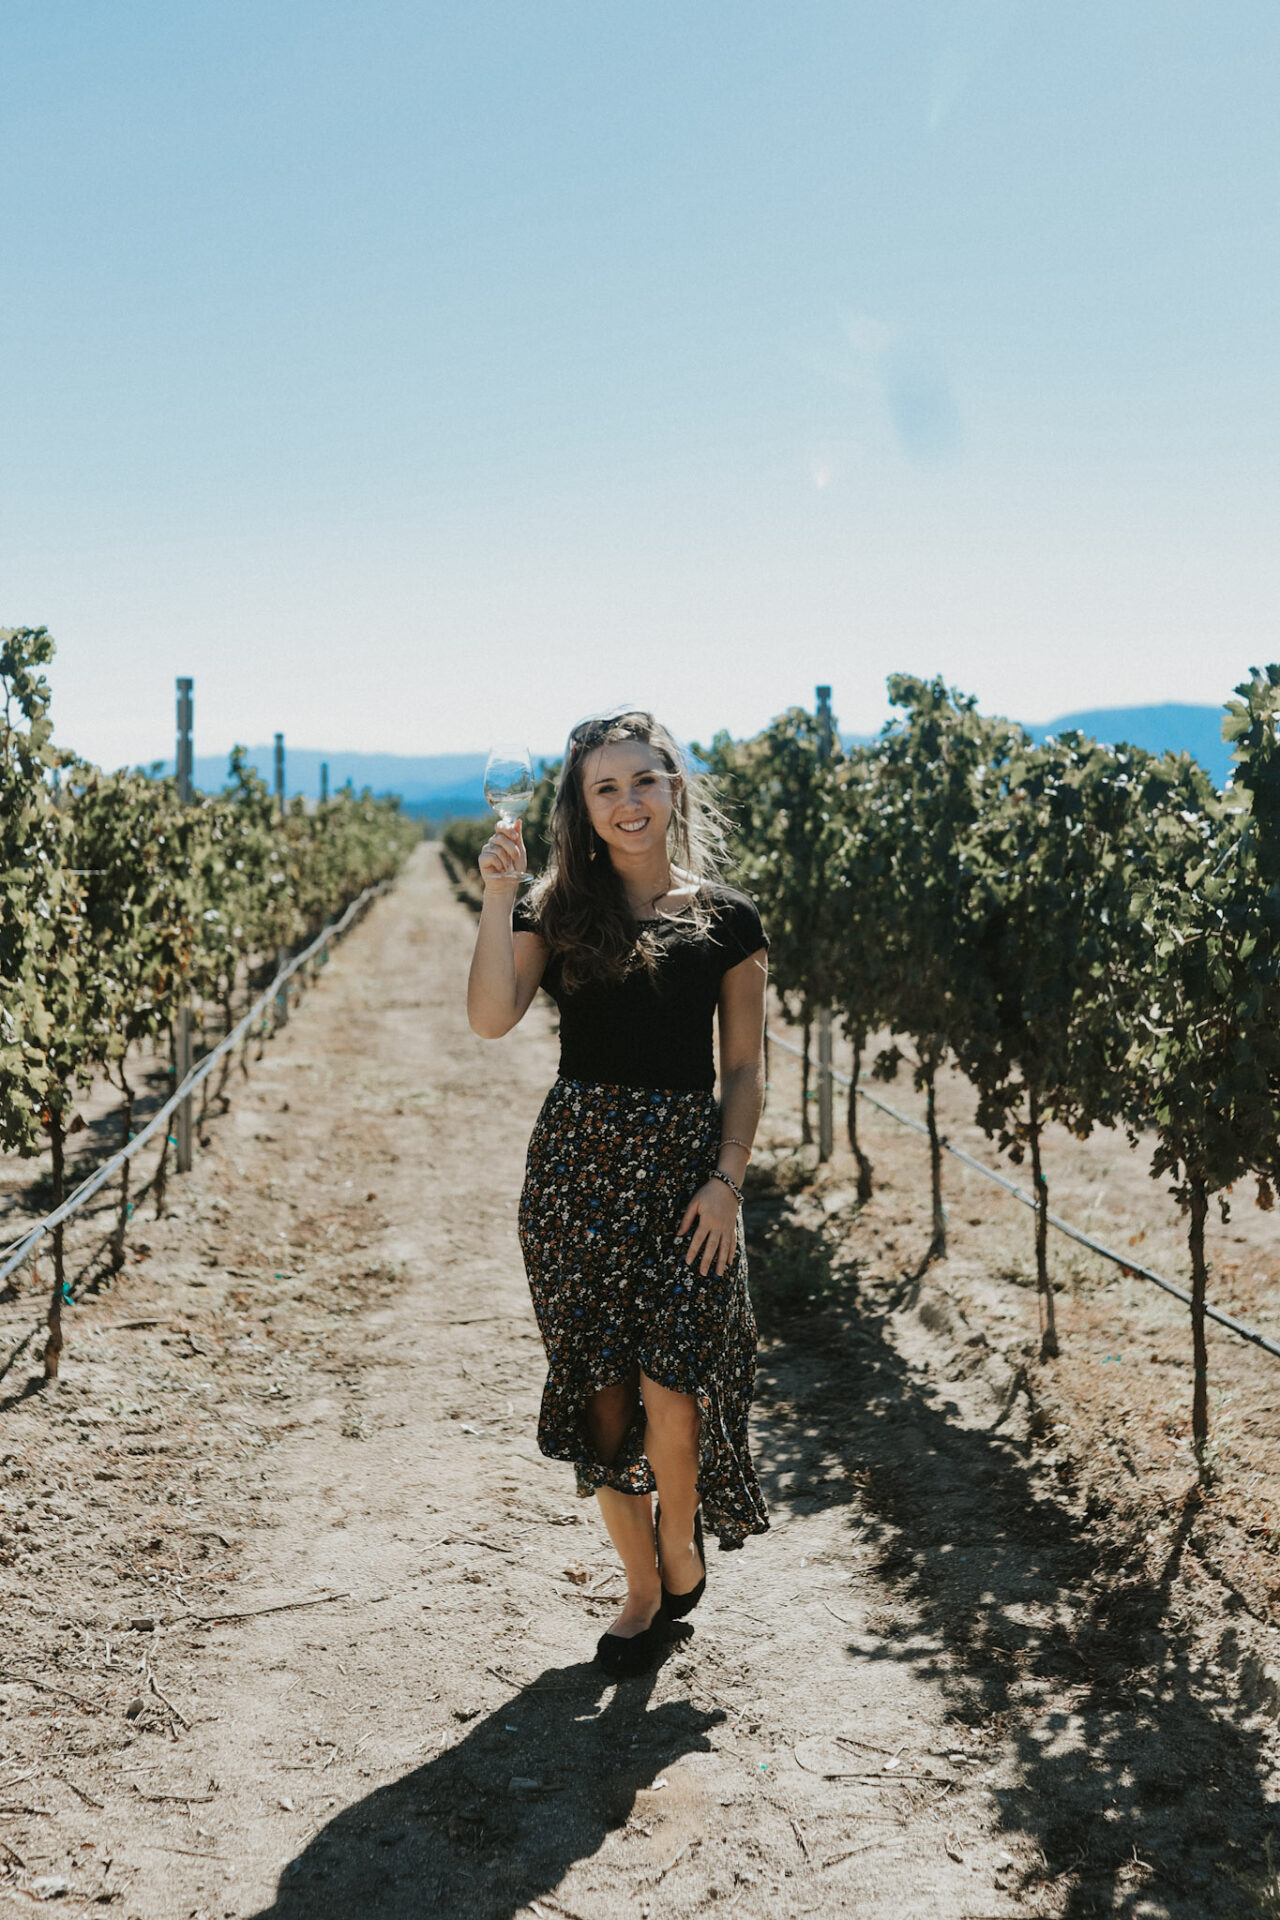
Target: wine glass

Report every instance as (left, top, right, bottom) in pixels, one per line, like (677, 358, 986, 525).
(484, 742, 536, 882)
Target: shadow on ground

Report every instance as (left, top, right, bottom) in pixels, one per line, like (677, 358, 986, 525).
(250, 1228, 1277, 1920)
(248, 1651, 720, 1920)
(751, 1257, 1280, 1919)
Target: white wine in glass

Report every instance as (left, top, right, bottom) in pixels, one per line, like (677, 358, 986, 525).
(484, 743, 536, 883)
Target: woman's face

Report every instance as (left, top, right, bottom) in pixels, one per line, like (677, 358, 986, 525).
(580, 739, 678, 861)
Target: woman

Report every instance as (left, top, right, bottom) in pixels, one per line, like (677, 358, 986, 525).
(467, 709, 769, 1677)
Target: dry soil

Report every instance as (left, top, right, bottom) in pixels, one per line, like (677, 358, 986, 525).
(1, 844, 1278, 1920)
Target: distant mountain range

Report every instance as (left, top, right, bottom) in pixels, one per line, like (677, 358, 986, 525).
(166, 748, 500, 818)
(159, 704, 1234, 815)
(836, 703, 1233, 789)
(1023, 704, 1232, 789)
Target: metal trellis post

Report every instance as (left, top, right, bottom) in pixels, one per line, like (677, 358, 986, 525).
(175, 678, 194, 1173)
(815, 683, 834, 1163)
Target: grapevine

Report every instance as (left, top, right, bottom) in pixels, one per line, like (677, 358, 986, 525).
(713, 670, 1280, 1477)
(0, 628, 418, 1378)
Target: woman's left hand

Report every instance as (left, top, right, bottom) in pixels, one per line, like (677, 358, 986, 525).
(678, 1179, 740, 1277)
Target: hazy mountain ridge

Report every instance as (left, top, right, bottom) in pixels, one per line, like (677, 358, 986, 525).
(840, 703, 1231, 788)
(1023, 703, 1231, 788)
(159, 704, 1233, 812)
(169, 749, 496, 815)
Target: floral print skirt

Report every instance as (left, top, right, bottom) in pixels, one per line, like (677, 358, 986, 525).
(518, 1077, 768, 1550)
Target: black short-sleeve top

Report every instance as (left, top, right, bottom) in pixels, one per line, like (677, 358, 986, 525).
(512, 882, 768, 1093)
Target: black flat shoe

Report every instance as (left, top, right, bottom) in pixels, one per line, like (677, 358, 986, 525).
(595, 1610, 667, 1678)
(657, 1507, 706, 1620)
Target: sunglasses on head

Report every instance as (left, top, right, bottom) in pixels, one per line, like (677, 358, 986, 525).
(567, 708, 655, 749)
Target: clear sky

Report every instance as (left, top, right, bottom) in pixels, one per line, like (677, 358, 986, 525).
(4, 1, 1278, 768)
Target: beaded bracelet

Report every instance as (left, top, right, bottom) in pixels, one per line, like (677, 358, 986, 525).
(709, 1167, 744, 1204)
(719, 1137, 753, 1159)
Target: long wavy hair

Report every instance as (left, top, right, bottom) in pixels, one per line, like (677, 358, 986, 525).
(527, 708, 726, 991)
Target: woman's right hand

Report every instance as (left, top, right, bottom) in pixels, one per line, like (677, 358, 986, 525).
(478, 819, 527, 891)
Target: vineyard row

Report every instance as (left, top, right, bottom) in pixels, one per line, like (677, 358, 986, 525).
(712, 670, 1280, 1477)
(0, 627, 418, 1380)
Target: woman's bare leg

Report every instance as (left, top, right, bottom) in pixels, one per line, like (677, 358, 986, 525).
(595, 1489, 661, 1636)
(640, 1373, 703, 1597)
(586, 1375, 662, 1639)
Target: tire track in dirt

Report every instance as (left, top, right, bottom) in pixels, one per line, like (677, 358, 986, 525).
(4, 846, 1273, 1918)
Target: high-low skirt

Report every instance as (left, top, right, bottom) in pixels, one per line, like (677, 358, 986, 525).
(517, 1077, 768, 1550)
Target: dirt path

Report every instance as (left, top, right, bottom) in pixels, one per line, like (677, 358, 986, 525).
(2, 846, 1277, 1919)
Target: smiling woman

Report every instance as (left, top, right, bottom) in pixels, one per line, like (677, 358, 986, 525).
(465, 708, 769, 1678)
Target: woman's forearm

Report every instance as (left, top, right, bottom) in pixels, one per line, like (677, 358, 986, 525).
(717, 1059, 764, 1183)
(467, 885, 522, 1037)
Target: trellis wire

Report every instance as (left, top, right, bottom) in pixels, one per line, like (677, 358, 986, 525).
(0, 880, 388, 1293)
(767, 1026, 1280, 1365)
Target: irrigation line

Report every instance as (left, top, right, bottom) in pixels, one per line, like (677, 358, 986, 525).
(0, 881, 388, 1294)
(767, 1027, 1280, 1365)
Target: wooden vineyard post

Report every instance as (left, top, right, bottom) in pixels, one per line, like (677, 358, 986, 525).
(175, 677, 195, 1174)
(274, 731, 289, 1028)
(815, 684, 834, 1163)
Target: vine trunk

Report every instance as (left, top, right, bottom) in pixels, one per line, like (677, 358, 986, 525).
(1189, 1178, 1210, 1476)
(112, 1070, 134, 1273)
(1028, 1088, 1059, 1359)
(846, 1034, 873, 1203)
(42, 1116, 66, 1379)
(923, 1051, 945, 1260)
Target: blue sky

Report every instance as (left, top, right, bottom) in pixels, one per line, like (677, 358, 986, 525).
(3, 2, 1277, 766)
